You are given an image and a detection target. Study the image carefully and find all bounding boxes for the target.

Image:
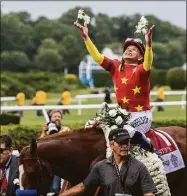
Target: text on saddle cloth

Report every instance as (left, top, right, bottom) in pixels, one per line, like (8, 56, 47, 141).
(146, 129, 185, 174)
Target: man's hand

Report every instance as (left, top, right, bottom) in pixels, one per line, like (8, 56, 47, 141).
(73, 22, 89, 41)
(42, 124, 47, 133)
(145, 25, 155, 47)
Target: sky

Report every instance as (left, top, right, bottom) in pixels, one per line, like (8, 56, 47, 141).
(1, 1, 186, 29)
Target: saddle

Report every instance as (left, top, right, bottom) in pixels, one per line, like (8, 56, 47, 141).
(145, 129, 177, 155)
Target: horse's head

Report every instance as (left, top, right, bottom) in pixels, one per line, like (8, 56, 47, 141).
(19, 138, 53, 195)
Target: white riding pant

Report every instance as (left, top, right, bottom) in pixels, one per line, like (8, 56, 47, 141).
(123, 110, 152, 137)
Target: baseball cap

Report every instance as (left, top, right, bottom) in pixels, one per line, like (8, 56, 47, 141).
(108, 128, 130, 143)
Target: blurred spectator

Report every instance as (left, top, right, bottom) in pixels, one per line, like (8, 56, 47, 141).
(60, 88, 71, 115)
(38, 110, 70, 195)
(104, 86, 112, 104)
(35, 90, 47, 116)
(0, 135, 19, 196)
(155, 85, 165, 111)
(31, 96, 36, 105)
(16, 92, 25, 117)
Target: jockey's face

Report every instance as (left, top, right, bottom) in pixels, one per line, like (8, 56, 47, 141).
(0, 143, 12, 166)
(110, 140, 130, 157)
(51, 111, 62, 129)
(123, 45, 143, 64)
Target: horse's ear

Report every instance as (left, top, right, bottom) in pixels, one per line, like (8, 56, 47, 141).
(30, 138, 37, 154)
(14, 141, 22, 153)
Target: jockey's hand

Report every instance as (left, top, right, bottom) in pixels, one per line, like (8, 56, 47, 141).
(145, 25, 155, 47)
(73, 21, 89, 40)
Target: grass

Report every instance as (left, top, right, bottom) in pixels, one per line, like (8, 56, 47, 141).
(14, 87, 185, 126)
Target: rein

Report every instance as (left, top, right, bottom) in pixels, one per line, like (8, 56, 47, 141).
(19, 153, 53, 196)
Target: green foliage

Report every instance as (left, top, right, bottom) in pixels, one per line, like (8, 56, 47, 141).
(1, 10, 186, 73)
(156, 69, 168, 85)
(0, 113, 20, 125)
(167, 40, 185, 68)
(166, 67, 186, 89)
(150, 68, 158, 89)
(1, 125, 41, 148)
(93, 71, 113, 87)
(1, 72, 85, 98)
(153, 42, 169, 69)
(1, 119, 186, 148)
(1, 72, 35, 98)
(1, 51, 31, 72)
(151, 120, 186, 128)
(34, 49, 63, 71)
(1, 14, 35, 58)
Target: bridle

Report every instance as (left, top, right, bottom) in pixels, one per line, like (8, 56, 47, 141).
(19, 152, 53, 196)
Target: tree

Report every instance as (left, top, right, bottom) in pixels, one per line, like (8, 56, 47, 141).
(152, 42, 170, 69)
(1, 51, 31, 72)
(59, 35, 86, 73)
(34, 49, 63, 72)
(59, 6, 94, 25)
(94, 14, 113, 50)
(33, 19, 65, 45)
(167, 40, 185, 68)
(1, 14, 35, 59)
(38, 38, 59, 51)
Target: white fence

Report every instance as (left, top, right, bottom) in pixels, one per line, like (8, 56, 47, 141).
(1, 91, 186, 115)
(1, 101, 186, 116)
(75, 91, 186, 100)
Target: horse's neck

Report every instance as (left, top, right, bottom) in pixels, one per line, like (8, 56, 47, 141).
(36, 130, 106, 183)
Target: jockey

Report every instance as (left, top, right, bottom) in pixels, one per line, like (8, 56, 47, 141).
(74, 21, 155, 152)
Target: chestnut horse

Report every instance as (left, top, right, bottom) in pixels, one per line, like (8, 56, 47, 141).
(19, 126, 186, 196)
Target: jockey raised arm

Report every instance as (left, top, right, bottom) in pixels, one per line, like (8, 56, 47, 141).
(74, 21, 155, 152)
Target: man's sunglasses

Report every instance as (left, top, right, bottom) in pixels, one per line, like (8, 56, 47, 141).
(0, 148, 9, 153)
(125, 38, 143, 44)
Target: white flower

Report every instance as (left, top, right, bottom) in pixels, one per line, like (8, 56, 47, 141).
(78, 13, 83, 19)
(142, 28, 148, 35)
(110, 125, 118, 130)
(83, 15, 90, 25)
(78, 9, 84, 15)
(135, 16, 149, 34)
(140, 16, 148, 26)
(13, 178, 19, 185)
(118, 108, 129, 116)
(109, 109, 117, 117)
(76, 9, 90, 25)
(115, 116, 123, 125)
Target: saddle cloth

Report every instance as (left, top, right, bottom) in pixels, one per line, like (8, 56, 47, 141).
(145, 129, 185, 174)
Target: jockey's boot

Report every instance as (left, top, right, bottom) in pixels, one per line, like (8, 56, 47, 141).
(131, 131, 152, 151)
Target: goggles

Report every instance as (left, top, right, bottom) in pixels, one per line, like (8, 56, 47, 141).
(125, 38, 143, 44)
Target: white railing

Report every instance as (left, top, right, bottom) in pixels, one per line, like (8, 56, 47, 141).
(1, 101, 186, 115)
(1, 91, 186, 114)
(75, 91, 186, 100)
(0, 97, 16, 102)
(75, 91, 186, 114)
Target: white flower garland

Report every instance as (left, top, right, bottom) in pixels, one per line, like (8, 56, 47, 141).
(85, 102, 171, 196)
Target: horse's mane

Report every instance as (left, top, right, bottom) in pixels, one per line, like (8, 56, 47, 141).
(37, 125, 103, 142)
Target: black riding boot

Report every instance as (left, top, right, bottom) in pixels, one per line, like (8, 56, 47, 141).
(131, 131, 162, 158)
